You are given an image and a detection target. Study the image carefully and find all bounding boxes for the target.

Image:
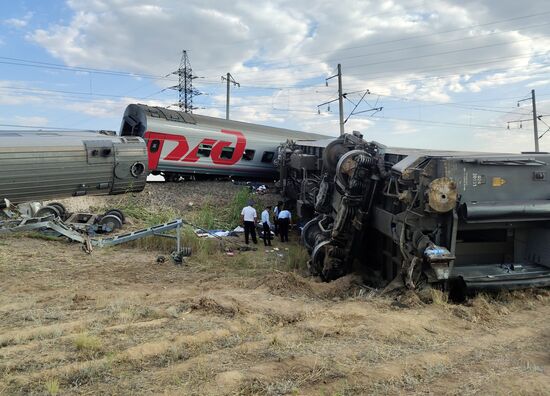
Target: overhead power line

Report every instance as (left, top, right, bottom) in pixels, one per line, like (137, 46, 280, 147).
(0, 57, 174, 80)
(197, 20, 550, 77)
(239, 50, 549, 87)
(0, 123, 94, 131)
(191, 10, 550, 73)
(2, 12, 549, 86)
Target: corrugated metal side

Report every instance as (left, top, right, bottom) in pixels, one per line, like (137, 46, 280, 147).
(0, 134, 147, 204)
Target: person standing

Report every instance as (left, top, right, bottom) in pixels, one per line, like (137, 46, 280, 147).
(277, 206, 291, 242)
(261, 205, 272, 246)
(273, 201, 283, 236)
(241, 200, 258, 245)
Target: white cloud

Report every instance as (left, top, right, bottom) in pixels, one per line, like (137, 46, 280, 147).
(4, 12, 33, 28)
(10, 0, 549, 150)
(13, 116, 49, 127)
(389, 121, 420, 135)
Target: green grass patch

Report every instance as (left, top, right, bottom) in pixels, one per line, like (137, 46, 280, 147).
(285, 245, 310, 272)
(73, 333, 103, 358)
(189, 187, 269, 230)
(44, 378, 60, 396)
(24, 231, 63, 241)
(115, 200, 179, 226)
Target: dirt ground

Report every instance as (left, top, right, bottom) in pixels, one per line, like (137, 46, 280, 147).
(0, 182, 549, 395)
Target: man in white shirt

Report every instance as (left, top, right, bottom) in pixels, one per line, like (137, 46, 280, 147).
(261, 205, 272, 246)
(240, 200, 258, 244)
(277, 206, 291, 242)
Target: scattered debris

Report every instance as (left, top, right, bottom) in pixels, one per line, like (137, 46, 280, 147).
(0, 214, 190, 259)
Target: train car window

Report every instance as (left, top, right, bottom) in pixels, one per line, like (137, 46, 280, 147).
(242, 149, 255, 161)
(261, 151, 275, 163)
(197, 144, 212, 157)
(220, 147, 235, 159)
(150, 140, 160, 153)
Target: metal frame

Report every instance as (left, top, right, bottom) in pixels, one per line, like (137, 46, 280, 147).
(0, 216, 184, 253)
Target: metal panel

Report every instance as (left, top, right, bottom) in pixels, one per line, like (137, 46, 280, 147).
(0, 131, 147, 204)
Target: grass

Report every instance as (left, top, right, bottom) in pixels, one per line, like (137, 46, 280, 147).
(62, 361, 112, 389)
(115, 200, 180, 226)
(88, 188, 265, 257)
(24, 231, 63, 242)
(285, 245, 310, 272)
(189, 187, 270, 230)
(44, 378, 60, 396)
(429, 288, 449, 306)
(73, 333, 103, 358)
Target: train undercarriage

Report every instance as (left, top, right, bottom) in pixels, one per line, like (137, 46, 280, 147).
(277, 132, 550, 294)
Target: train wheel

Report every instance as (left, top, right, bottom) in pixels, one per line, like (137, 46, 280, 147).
(48, 202, 67, 219)
(310, 240, 330, 277)
(323, 139, 348, 174)
(98, 214, 123, 233)
(104, 209, 125, 224)
(36, 205, 61, 219)
(301, 216, 323, 253)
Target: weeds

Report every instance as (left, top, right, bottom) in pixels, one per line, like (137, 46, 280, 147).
(24, 232, 62, 242)
(73, 334, 103, 358)
(285, 245, 310, 272)
(116, 200, 179, 226)
(430, 288, 449, 305)
(63, 361, 112, 388)
(44, 378, 60, 396)
(190, 187, 269, 230)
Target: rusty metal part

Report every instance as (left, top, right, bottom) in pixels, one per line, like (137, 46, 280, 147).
(427, 177, 457, 213)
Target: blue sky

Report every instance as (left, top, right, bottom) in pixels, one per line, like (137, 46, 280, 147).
(1, 0, 550, 153)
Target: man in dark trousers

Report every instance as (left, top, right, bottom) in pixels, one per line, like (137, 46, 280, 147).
(240, 200, 258, 244)
(261, 205, 272, 246)
(273, 201, 283, 236)
(277, 206, 291, 242)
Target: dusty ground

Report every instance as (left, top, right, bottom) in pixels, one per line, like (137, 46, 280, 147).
(0, 182, 549, 395)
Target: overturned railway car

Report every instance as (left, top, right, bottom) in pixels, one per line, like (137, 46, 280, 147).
(278, 132, 550, 292)
(119, 104, 326, 181)
(0, 131, 147, 205)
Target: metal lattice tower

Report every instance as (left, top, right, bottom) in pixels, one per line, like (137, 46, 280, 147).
(169, 50, 200, 113)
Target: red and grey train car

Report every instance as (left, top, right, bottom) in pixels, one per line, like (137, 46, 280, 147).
(119, 104, 327, 181)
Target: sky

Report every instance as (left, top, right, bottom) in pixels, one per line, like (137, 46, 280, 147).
(1, 0, 550, 153)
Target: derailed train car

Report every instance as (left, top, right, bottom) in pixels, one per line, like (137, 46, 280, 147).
(119, 104, 326, 181)
(277, 132, 550, 292)
(0, 130, 147, 205)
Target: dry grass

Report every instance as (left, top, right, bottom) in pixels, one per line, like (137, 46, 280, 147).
(73, 333, 103, 358)
(429, 288, 449, 305)
(1, 182, 549, 395)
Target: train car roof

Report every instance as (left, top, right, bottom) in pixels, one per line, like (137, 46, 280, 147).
(0, 130, 134, 147)
(128, 103, 329, 140)
(295, 136, 523, 157)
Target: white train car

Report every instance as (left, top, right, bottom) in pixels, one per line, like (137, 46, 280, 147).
(119, 104, 328, 181)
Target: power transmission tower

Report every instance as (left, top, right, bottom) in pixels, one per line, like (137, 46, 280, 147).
(221, 73, 240, 120)
(168, 50, 201, 113)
